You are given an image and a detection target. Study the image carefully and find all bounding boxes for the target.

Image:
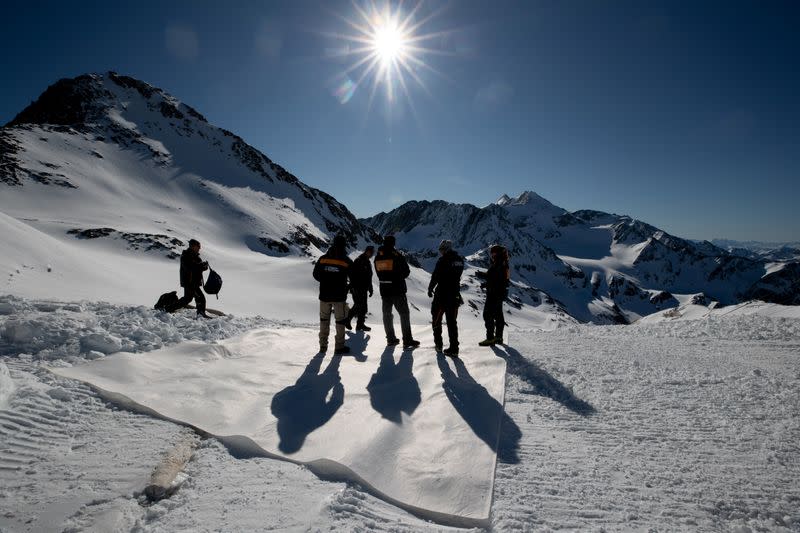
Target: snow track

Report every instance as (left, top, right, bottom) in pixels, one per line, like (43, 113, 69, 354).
(491, 323, 800, 531)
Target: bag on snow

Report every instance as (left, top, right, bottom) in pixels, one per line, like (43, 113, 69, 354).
(154, 291, 179, 311)
(204, 267, 223, 298)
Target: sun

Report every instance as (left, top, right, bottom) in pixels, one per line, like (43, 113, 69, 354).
(325, 1, 450, 107)
(372, 20, 407, 67)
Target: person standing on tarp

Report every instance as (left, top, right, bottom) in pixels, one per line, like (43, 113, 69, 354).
(313, 234, 353, 355)
(171, 238, 211, 319)
(477, 244, 510, 346)
(374, 235, 420, 349)
(428, 239, 464, 357)
(346, 245, 375, 331)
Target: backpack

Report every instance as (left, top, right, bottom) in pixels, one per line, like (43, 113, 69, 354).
(204, 267, 223, 298)
(154, 291, 179, 311)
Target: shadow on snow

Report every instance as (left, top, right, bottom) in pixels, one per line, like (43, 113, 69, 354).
(367, 346, 422, 424)
(437, 355, 522, 464)
(491, 345, 596, 416)
(270, 353, 344, 454)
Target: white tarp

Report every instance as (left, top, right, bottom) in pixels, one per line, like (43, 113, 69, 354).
(52, 326, 507, 527)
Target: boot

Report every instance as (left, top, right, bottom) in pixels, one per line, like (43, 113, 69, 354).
(495, 327, 504, 345)
(443, 346, 459, 357)
(403, 339, 420, 349)
(334, 345, 350, 355)
(479, 328, 495, 346)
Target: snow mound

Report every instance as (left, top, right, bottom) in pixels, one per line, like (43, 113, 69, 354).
(51, 326, 507, 527)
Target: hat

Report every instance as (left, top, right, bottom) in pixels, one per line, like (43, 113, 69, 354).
(365, 245, 375, 252)
(438, 239, 452, 252)
(332, 234, 347, 249)
(188, 238, 200, 247)
(383, 235, 396, 248)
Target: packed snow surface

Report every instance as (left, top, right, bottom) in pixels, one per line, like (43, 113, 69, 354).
(2, 295, 799, 531)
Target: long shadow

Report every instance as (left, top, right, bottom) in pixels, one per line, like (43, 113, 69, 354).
(270, 354, 344, 454)
(491, 345, 596, 416)
(344, 330, 369, 362)
(437, 355, 522, 464)
(366, 347, 421, 424)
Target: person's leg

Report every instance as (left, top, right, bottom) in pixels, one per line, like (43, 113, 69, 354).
(354, 289, 368, 327)
(319, 301, 333, 350)
(194, 287, 207, 315)
(445, 304, 459, 349)
(493, 297, 505, 342)
(172, 287, 194, 311)
(382, 297, 397, 341)
(431, 303, 444, 349)
(395, 294, 413, 344)
(333, 302, 348, 350)
(482, 298, 495, 340)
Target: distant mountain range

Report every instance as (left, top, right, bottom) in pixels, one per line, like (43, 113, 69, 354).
(710, 239, 800, 262)
(363, 192, 800, 321)
(1, 73, 798, 323)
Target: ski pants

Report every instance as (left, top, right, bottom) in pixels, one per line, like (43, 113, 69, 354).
(382, 294, 413, 344)
(483, 293, 505, 340)
(347, 288, 369, 327)
(431, 301, 459, 349)
(175, 286, 206, 314)
(319, 301, 348, 350)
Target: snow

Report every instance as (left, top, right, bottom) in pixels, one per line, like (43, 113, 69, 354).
(2, 295, 799, 531)
(51, 325, 506, 527)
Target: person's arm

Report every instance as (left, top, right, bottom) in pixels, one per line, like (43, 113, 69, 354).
(398, 253, 411, 279)
(313, 258, 323, 282)
(428, 259, 441, 296)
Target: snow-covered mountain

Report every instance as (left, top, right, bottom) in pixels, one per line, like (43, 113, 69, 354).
(0, 73, 380, 315)
(711, 238, 800, 262)
(2, 73, 797, 324)
(363, 192, 800, 322)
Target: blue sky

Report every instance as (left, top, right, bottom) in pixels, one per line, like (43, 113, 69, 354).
(2, 0, 798, 242)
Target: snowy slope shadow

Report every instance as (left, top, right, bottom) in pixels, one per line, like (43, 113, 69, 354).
(491, 345, 596, 416)
(367, 347, 421, 423)
(270, 354, 344, 454)
(437, 355, 522, 464)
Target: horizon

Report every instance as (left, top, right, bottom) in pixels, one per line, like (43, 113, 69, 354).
(2, 0, 799, 242)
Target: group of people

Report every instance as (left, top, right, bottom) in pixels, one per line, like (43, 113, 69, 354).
(313, 234, 510, 357)
(170, 235, 511, 355)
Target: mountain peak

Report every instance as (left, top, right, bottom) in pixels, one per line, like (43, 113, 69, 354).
(6, 72, 208, 130)
(495, 194, 513, 206)
(495, 191, 550, 207)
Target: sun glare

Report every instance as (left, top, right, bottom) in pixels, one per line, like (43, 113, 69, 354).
(373, 21, 407, 66)
(326, 1, 450, 107)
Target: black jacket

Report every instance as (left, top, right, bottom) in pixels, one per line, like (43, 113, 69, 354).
(478, 260, 509, 298)
(374, 246, 410, 297)
(180, 248, 208, 288)
(350, 252, 374, 292)
(428, 250, 464, 301)
(313, 247, 353, 302)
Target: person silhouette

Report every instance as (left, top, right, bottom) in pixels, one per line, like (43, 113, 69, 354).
(366, 346, 421, 423)
(270, 354, 344, 454)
